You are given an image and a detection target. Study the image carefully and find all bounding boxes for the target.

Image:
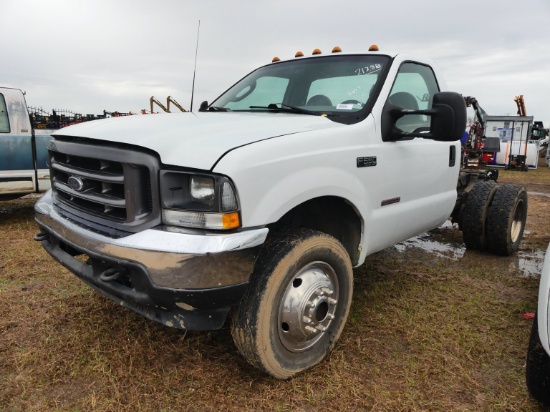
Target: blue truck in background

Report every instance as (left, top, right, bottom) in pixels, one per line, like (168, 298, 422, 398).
(0, 87, 53, 200)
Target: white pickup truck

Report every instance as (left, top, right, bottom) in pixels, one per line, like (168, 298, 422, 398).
(34, 46, 527, 378)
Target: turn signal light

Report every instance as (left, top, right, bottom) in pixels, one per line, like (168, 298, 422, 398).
(222, 212, 240, 229)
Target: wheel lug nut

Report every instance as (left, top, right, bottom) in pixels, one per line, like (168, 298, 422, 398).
(305, 326, 318, 334)
(328, 298, 337, 305)
(303, 316, 312, 324)
(321, 287, 333, 295)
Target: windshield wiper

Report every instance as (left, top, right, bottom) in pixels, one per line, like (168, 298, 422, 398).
(249, 103, 317, 115)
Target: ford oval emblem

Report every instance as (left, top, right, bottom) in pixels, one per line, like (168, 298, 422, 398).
(67, 176, 86, 192)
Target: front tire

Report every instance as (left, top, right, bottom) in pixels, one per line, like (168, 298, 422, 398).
(231, 228, 353, 379)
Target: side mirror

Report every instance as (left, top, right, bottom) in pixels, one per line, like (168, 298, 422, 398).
(429, 92, 467, 141)
(199, 101, 208, 112)
(381, 91, 466, 142)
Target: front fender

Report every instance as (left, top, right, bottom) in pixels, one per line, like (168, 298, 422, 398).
(242, 165, 367, 228)
(212, 124, 373, 230)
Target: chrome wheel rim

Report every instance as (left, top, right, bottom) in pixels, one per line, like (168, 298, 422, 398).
(510, 200, 525, 243)
(278, 261, 339, 353)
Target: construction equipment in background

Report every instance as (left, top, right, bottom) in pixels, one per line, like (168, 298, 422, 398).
(150, 96, 187, 114)
(515, 95, 527, 116)
(506, 95, 529, 171)
(462, 95, 542, 171)
(462, 96, 500, 169)
(167, 96, 186, 112)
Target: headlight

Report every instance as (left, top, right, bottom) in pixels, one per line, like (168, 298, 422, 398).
(160, 170, 240, 230)
(190, 176, 215, 206)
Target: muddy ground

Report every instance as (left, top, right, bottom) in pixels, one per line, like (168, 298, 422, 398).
(1, 165, 550, 411)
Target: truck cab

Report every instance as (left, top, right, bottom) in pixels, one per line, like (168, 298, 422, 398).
(0, 87, 52, 200)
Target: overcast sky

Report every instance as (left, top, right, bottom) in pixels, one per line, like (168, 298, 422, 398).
(2, 0, 550, 125)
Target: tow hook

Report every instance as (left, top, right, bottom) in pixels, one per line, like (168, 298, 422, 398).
(99, 267, 126, 283)
(33, 231, 50, 241)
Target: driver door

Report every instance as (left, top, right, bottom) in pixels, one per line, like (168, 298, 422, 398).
(366, 62, 459, 252)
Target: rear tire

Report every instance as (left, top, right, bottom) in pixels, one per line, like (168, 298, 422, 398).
(526, 312, 550, 405)
(231, 228, 353, 379)
(462, 181, 499, 250)
(486, 184, 527, 255)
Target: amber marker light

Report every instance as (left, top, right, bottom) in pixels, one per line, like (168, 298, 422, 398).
(332, 46, 342, 53)
(272, 56, 281, 62)
(312, 48, 322, 55)
(222, 212, 241, 229)
(368, 44, 379, 51)
(295, 51, 304, 57)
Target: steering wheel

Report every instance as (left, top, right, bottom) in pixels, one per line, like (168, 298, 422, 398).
(340, 100, 363, 107)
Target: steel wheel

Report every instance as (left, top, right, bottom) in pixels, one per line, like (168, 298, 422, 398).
(231, 228, 353, 379)
(510, 198, 526, 243)
(278, 261, 339, 353)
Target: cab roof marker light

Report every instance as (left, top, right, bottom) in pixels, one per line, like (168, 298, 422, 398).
(295, 51, 304, 58)
(312, 48, 322, 55)
(368, 44, 379, 51)
(272, 56, 281, 63)
(332, 46, 342, 53)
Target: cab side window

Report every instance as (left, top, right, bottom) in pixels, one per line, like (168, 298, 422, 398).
(0, 94, 10, 133)
(388, 62, 439, 133)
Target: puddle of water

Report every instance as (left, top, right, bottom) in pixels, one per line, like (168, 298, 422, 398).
(394, 222, 466, 260)
(517, 250, 545, 277)
(394, 222, 545, 277)
(394, 234, 466, 260)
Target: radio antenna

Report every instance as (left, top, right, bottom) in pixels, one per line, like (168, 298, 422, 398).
(190, 20, 200, 112)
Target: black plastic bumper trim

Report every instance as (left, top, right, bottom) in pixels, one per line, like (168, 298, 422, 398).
(37, 225, 249, 331)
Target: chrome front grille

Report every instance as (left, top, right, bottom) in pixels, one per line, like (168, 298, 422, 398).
(51, 153, 128, 221)
(48, 139, 160, 233)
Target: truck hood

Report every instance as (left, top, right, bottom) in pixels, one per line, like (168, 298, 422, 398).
(53, 112, 342, 170)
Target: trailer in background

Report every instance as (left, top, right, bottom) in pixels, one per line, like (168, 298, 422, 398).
(483, 115, 539, 170)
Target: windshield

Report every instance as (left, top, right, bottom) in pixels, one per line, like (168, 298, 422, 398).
(210, 55, 390, 120)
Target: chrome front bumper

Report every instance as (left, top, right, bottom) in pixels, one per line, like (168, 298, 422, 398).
(34, 190, 268, 330)
(35, 191, 268, 289)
